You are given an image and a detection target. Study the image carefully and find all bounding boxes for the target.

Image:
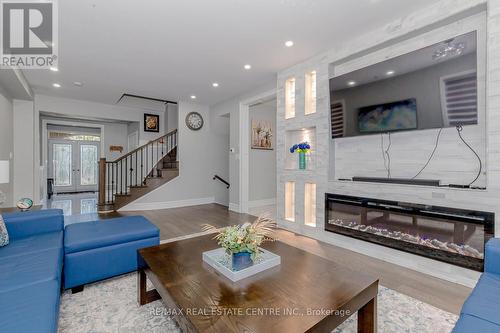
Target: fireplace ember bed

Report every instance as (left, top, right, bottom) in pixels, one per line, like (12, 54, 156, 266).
(325, 194, 494, 271)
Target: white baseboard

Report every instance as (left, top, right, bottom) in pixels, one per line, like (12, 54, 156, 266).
(119, 197, 215, 212)
(248, 198, 276, 208)
(228, 203, 240, 213)
(213, 199, 229, 207)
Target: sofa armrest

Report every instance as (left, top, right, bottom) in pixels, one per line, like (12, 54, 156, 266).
(485, 238, 500, 275)
(2, 209, 64, 240)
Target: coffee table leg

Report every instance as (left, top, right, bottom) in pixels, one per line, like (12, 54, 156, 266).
(358, 295, 377, 333)
(137, 269, 161, 306)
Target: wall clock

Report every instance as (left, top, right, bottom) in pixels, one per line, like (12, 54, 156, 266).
(185, 112, 204, 131)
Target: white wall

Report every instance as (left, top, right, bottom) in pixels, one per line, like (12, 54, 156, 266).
(165, 104, 179, 133)
(122, 101, 221, 209)
(103, 123, 129, 160)
(211, 112, 230, 206)
(0, 87, 13, 207)
(276, 1, 495, 287)
(13, 100, 35, 202)
(249, 99, 277, 202)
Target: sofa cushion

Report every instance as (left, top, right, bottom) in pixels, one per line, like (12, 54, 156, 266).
(0, 247, 63, 292)
(452, 314, 500, 333)
(461, 272, 500, 325)
(0, 231, 62, 259)
(0, 214, 8, 246)
(3, 209, 64, 240)
(485, 238, 500, 275)
(64, 216, 159, 254)
(0, 278, 60, 333)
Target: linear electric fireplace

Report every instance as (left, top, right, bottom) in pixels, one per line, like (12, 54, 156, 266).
(325, 194, 494, 271)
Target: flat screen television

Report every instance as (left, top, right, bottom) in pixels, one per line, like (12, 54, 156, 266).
(358, 98, 417, 133)
(329, 31, 479, 138)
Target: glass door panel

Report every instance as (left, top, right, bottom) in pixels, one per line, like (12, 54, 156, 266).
(49, 140, 100, 194)
(80, 144, 98, 186)
(76, 142, 99, 192)
(53, 143, 74, 191)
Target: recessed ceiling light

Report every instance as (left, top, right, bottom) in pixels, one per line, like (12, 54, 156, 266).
(73, 81, 84, 87)
(244, 64, 252, 70)
(190, 95, 196, 99)
(49, 67, 58, 72)
(285, 40, 294, 47)
(347, 81, 356, 86)
(212, 82, 219, 87)
(386, 70, 395, 76)
(52, 83, 61, 88)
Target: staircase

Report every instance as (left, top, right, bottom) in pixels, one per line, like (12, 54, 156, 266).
(98, 129, 178, 212)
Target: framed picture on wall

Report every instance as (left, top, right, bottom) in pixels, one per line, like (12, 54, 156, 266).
(144, 114, 160, 132)
(251, 120, 273, 150)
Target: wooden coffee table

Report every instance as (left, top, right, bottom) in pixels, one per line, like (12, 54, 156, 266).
(138, 235, 378, 333)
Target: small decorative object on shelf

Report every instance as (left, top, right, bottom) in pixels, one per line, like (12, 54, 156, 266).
(16, 198, 33, 211)
(202, 215, 276, 271)
(290, 142, 311, 170)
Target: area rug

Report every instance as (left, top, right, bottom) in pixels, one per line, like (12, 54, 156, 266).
(58, 273, 458, 333)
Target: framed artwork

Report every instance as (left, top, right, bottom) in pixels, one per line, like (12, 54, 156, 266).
(144, 113, 160, 132)
(251, 120, 273, 150)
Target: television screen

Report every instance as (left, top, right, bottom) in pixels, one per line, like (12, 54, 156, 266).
(358, 98, 418, 133)
(329, 31, 478, 138)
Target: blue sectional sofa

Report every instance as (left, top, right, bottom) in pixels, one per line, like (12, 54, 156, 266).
(0, 209, 160, 333)
(0, 209, 64, 333)
(453, 238, 500, 333)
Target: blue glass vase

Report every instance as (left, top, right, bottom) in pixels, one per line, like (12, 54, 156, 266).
(299, 152, 306, 170)
(232, 252, 253, 271)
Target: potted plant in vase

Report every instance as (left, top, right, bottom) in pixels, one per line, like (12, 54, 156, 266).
(290, 142, 311, 170)
(203, 216, 276, 271)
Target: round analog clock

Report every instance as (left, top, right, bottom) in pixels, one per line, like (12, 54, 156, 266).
(185, 112, 204, 131)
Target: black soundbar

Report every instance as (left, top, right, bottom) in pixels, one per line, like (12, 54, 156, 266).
(352, 177, 440, 187)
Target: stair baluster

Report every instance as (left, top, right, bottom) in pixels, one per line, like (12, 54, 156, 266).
(97, 129, 178, 212)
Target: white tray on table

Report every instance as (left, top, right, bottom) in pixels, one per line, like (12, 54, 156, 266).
(202, 248, 281, 282)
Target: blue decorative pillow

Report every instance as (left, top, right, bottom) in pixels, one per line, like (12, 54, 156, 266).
(0, 214, 9, 247)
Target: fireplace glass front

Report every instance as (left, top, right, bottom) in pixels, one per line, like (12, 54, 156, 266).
(325, 194, 494, 271)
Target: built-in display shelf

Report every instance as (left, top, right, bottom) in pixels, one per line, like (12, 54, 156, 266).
(285, 127, 316, 171)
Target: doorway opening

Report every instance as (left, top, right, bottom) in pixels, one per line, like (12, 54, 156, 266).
(248, 98, 277, 218)
(47, 125, 101, 195)
(238, 88, 276, 215)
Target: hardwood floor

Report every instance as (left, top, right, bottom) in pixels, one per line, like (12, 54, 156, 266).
(66, 203, 255, 239)
(74, 203, 471, 315)
(274, 229, 471, 315)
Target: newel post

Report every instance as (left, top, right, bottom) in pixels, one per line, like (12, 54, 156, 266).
(98, 158, 106, 207)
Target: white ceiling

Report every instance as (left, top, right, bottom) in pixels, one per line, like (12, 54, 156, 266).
(22, 0, 439, 106)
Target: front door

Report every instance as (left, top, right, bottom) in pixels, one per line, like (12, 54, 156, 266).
(50, 140, 100, 193)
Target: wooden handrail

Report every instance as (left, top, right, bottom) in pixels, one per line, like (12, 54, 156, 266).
(111, 129, 177, 163)
(98, 129, 178, 210)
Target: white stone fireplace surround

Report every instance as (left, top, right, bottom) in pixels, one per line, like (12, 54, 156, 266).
(276, 0, 500, 288)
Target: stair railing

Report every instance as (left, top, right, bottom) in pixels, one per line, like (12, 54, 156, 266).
(213, 175, 230, 188)
(98, 129, 177, 209)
